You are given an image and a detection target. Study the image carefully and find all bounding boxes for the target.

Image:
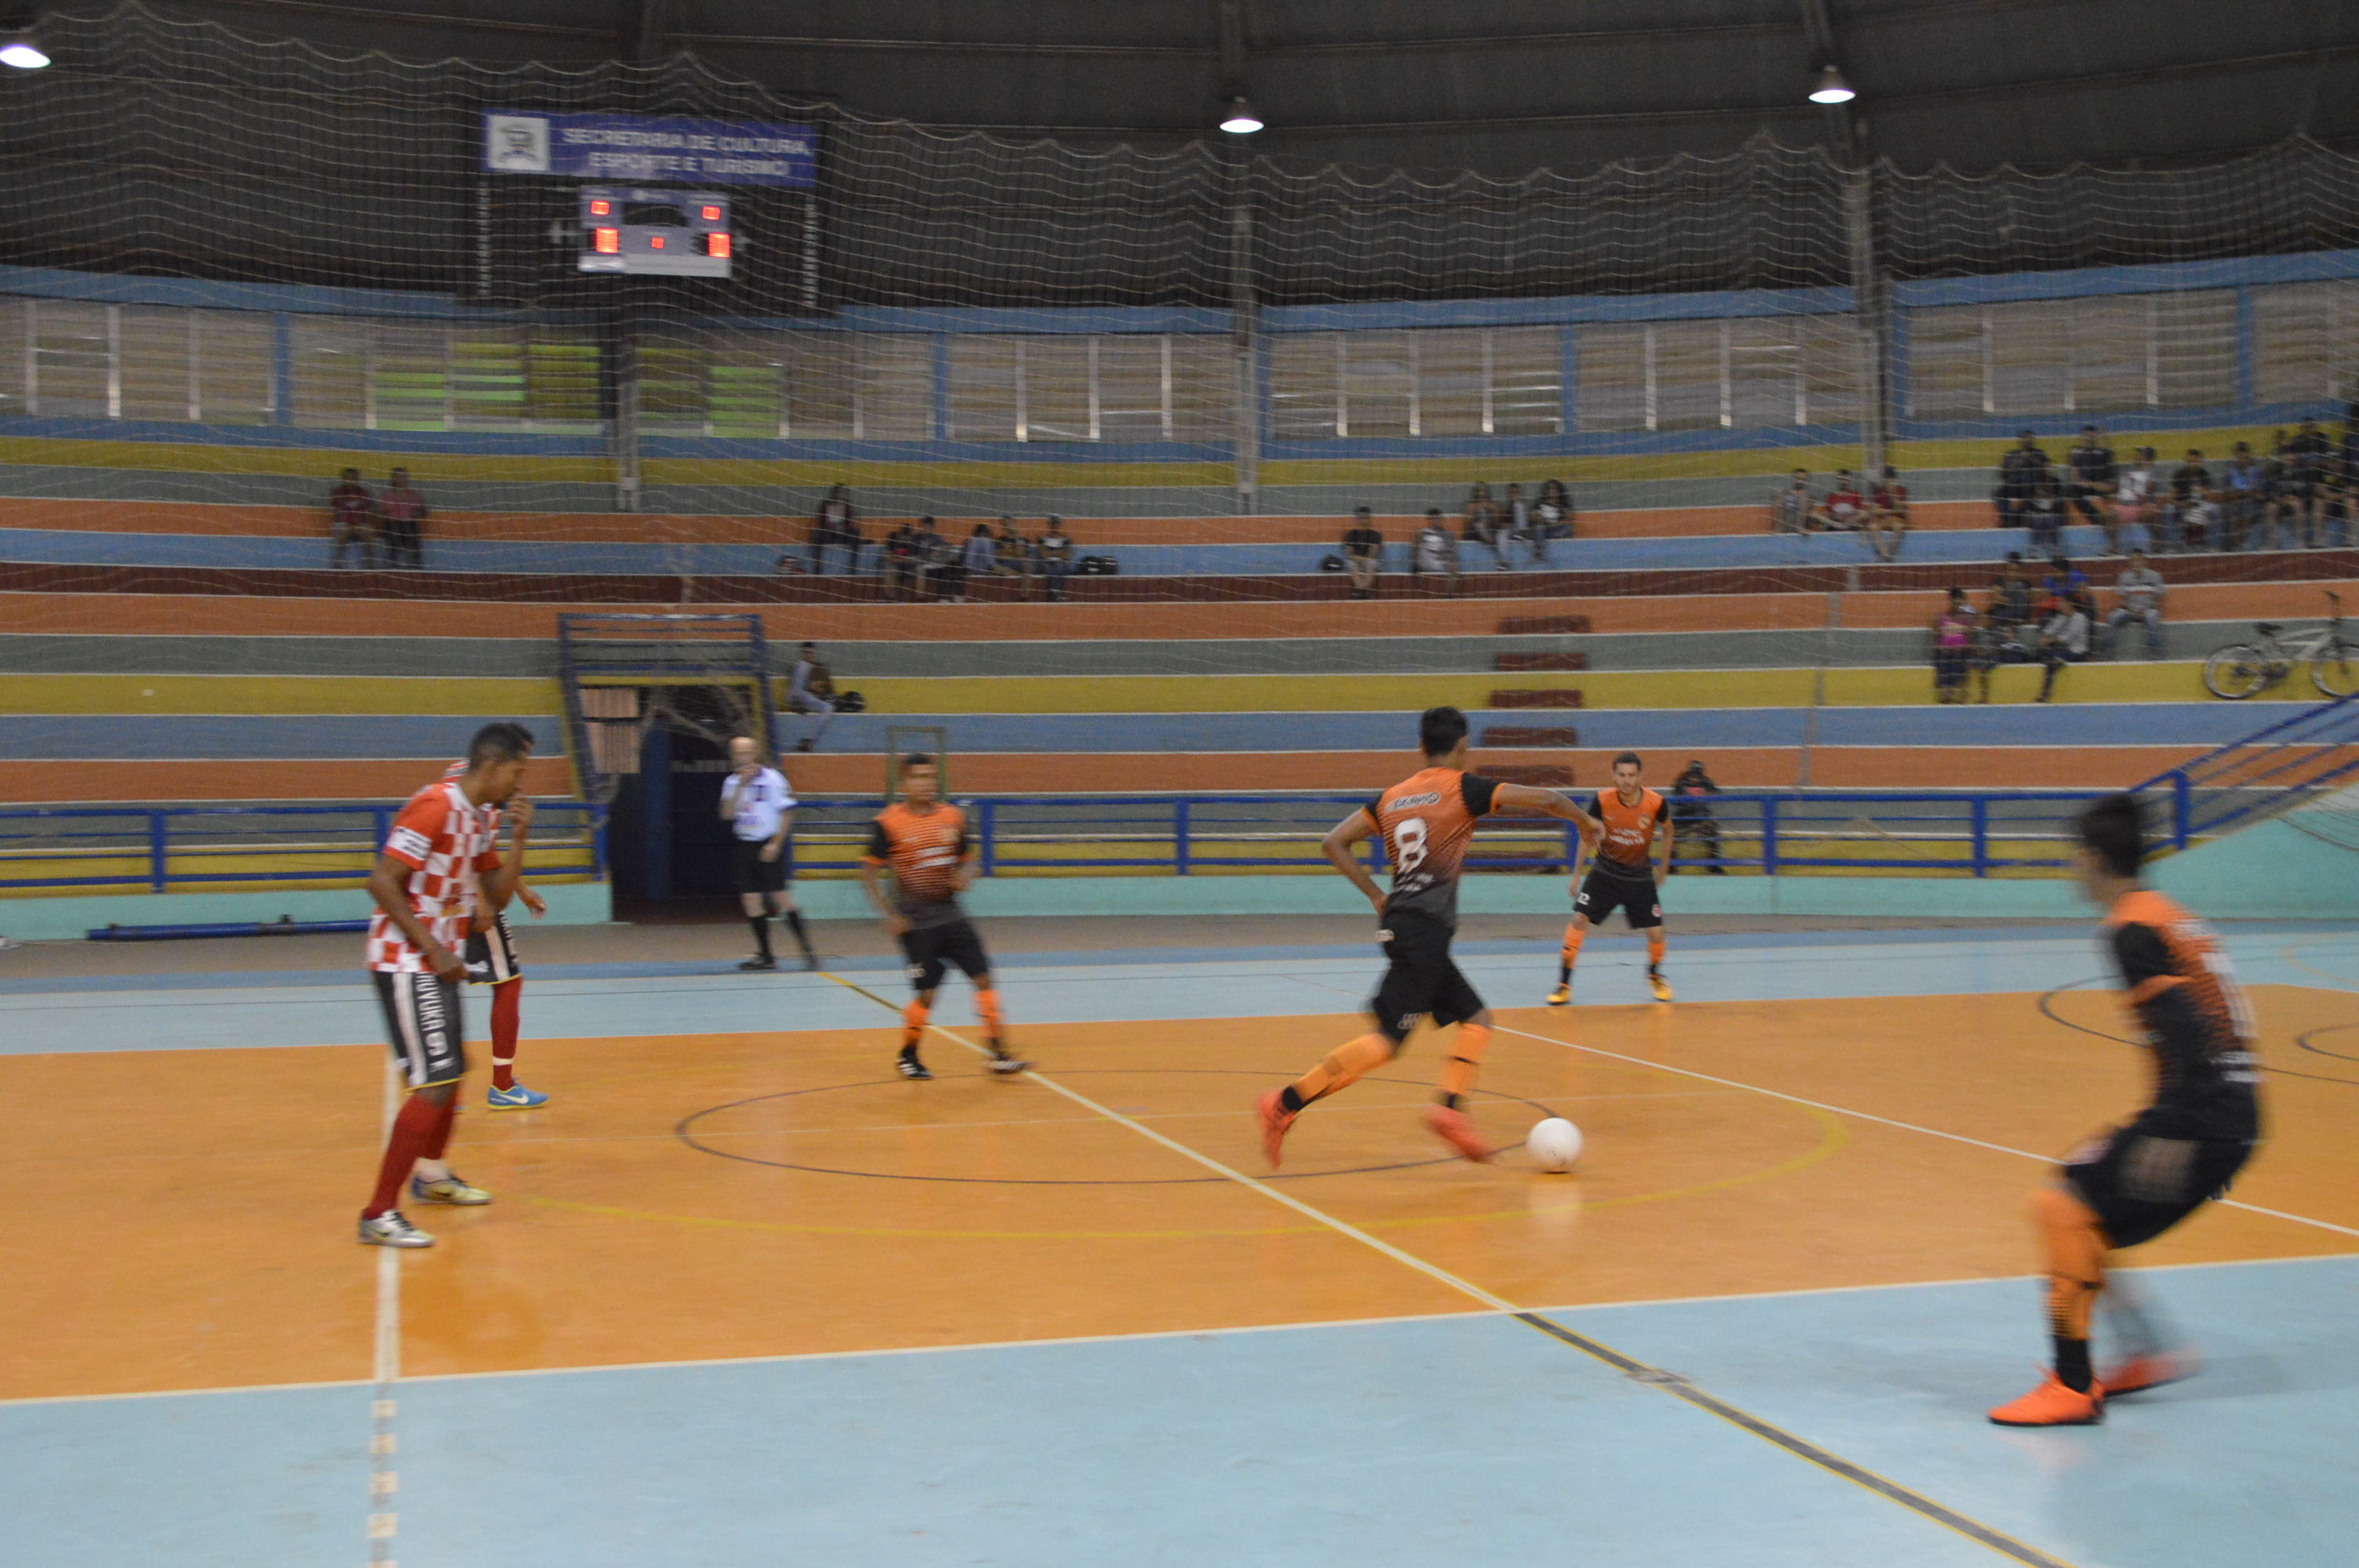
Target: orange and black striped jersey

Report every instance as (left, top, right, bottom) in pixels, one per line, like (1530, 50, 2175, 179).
(1586, 787, 1668, 879)
(864, 802, 972, 930)
(1363, 767, 1501, 928)
(2103, 888, 2260, 1139)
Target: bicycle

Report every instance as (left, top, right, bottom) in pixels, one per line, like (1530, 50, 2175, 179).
(2201, 590, 2359, 699)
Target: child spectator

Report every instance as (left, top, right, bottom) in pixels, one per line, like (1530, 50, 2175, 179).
(1932, 588, 1975, 704)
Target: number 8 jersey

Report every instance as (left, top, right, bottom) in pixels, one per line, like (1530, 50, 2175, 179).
(1365, 767, 1503, 929)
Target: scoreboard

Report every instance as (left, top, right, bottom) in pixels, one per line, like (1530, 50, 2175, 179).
(576, 187, 733, 278)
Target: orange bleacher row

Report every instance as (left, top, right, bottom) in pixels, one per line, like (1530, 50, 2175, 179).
(0, 496, 1992, 546)
(3, 579, 2342, 641)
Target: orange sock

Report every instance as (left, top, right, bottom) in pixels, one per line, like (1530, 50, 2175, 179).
(1282, 1033, 1393, 1112)
(1647, 933, 1666, 969)
(1436, 1022, 1491, 1105)
(2034, 1185, 2106, 1391)
(1558, 926, 1585, 984)
(901, 1000, 929, 1050)
(976, 987, 1005, 1041)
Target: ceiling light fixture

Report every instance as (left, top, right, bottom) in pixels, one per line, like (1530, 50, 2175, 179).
(1808, 65, 1855, 105)
(1219, 96, 1263, 135)
(0, 30, 48, 70)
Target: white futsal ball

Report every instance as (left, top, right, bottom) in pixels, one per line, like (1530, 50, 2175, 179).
(1525, 1117, 1583, 1174)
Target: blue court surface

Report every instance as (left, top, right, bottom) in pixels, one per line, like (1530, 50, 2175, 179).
(4, 922, 2356, 1567)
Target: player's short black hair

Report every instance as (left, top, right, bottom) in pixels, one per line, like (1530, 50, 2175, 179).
(901, 752, 936, 771)
(2075, 793, 2146, 878)
(467, 723, 533, 767)
(1419, 706, 1468, 758)
(1612, 751, 1642, 770)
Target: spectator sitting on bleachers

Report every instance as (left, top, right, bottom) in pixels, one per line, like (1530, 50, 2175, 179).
(1986, 552, 2036, 658)
(2066, 426, 2118, 548)
(1932, 587, 1975, 705)
(1865, 466, 1910, 561)
(787, 641, 838, 752)
(2117, 446, 2159, 552)
(2222, 442, 2264, 552)
(2045, 554, 2095, 620)
(1038, 517, 1074, 601)
(2170, 449, 2214, 551)
(994, 515, 1036, 593)
(1502, 483, 1541, 566)
(1996, 430, 2052, 528)
(2287, 416, 2332, 547)
(912, 516, 950, 600)
(2023, 468, 2066, 554)
(2106, 550, 2166, 660)
(1535, 477, 1576, 543)
(1342, 506, 1384, 600)
(2317, 465, 2354, 551)
(376, 467, 428, 569)
(1461, 482, 1509, 570)
(1770, 469, 1816, 534)
(1667, 760, 1724, 875)
(329, 466, 375, 570)
(2034, 593, 2092, 702)
(1968, 589, 2003, 702)
(1820, 470, 1866, 532)
(954, 523, 996, 603)
(1412, 508, 1459, 589)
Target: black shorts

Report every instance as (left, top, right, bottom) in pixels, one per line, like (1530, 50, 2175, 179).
(463, 911, 521, 985)
(1368, 911, 1485, 1046)
(900, 918, 990, 993)
(1574, 868, 1663, 930)
(732, 835, 792, 895)
(2063, 1122, 2255, 1249)
(374, 970, 467, 1088)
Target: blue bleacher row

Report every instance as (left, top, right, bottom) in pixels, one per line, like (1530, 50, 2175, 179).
(0, 524, 2165, 577)
(0, 705, 2308, 761)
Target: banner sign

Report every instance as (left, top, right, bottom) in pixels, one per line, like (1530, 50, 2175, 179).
(483, 111, 817, 189)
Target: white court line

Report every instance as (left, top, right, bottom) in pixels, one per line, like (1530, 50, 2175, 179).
(1492, 1021, 2359, 1242)
(368, 1060, 401, 1568)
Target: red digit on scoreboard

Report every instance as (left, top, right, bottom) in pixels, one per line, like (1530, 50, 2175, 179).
(593, 228, 619, 253)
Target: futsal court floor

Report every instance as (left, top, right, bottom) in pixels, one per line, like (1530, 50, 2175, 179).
(5, 911, 2357, 1567)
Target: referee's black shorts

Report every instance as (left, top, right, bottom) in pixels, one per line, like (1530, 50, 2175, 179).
(732, 835, 791, 895)
(1368, 910, 1485, 1047)
(1574, 866, 1663, 930)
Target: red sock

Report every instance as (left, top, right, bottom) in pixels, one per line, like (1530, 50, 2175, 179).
(421, 1095, 458, 1161)
(367, 1093, 443, 1218)
(490, 978, 522, 1091)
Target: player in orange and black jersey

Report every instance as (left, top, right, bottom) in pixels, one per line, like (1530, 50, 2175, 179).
(1255, 706, 1599, 1167)
(1987, 793, 2263, 1428)
(859, 753, 1027, 1081)
(1550, 750, 1675, 1005)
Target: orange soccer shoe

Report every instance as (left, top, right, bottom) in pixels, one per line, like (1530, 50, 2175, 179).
(1421, 1104, 1496, 1164)
(1255, 1090, 1298, 1170)
(1987, 1370, 2104, 1427)
(2100, 1349, 2198, 1399)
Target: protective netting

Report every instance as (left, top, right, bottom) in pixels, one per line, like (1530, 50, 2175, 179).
(0, 0, 2356, 800)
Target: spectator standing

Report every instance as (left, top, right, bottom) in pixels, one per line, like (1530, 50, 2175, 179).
(1461, 481, 1509, 570)
(956, 523, 997, 603)
(2170, 450, 2213, 551)
(2221, 443, 2264, 552)
(377, 468, 428, 569)
(1996, 430, 2052, 528)
(2106, 550, 2166, 660)
(2065, 426, 2118, 546)
(329, 467, 376, 570)
(2287, 416, 2332, 547)
(2034, 595, 2092, 702)
(1770, 469, 1815, 534)
(1932, 588, 1975, 704)
(1412, 508, 1459, 590)
(1967, 589, 2003, 703)
(1341, 506, 1384, 600)
(787, 641, 838, 752)
(882, 519, 921, 600)
(1667, 759, 1725, 875)
(1038, 517, 1074, 602)
(1864, 466, 1910, 561)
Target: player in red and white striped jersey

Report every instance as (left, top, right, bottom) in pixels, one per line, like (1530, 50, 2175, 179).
(444, 728, 549, 1109)
(358, 724, 533, 1248)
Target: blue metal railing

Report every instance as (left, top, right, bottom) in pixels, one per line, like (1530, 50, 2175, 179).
(771, 789, 2120, 880)
(2135, 694, 2359, 848)
(0, 801, 607, 894)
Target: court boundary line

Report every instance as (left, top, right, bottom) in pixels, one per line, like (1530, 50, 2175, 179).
(1492, 1021, 2359, 1241)
(367, 1061, 400, 1566)
(817, 971, 2083, 1568)
(9, 1249, 2351, 1410)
